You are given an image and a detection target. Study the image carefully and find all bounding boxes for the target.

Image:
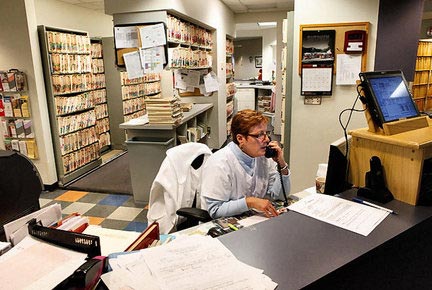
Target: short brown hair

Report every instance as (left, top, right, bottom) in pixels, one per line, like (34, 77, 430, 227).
(231, 109, 268, 144)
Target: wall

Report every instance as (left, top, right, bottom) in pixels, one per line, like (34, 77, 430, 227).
(374, 0, 424, 81)
(0, 0, 114, 185)
(34, 0, 114, 37)
(0, 0, 57, 184)
(234, 38, 263, 80)
(290, 0, 379, 192)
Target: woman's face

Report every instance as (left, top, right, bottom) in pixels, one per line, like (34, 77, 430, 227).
(237, 122, 269, 158)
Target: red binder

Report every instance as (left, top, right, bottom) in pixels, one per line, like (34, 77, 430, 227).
(124, 221, 160, 251)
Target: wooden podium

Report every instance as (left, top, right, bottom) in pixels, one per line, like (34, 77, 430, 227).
(349, 116, 432, 205)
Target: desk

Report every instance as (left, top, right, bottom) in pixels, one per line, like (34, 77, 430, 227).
(219, 189, 432, 289)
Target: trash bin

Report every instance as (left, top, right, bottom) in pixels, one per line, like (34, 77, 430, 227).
(126, 136, 175, 204)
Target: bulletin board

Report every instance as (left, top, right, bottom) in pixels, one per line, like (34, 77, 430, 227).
(113, 22, 168, 68)
(299, 22, 370, 75)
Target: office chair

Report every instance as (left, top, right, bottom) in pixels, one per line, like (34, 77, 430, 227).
(0, 150, 44, 241)
(147, 143, 213, 234)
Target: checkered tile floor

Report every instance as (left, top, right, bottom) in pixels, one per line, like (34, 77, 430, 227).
(39, 189, 149, 233)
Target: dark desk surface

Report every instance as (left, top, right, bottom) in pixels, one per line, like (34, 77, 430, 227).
(219, 190, 432, 290)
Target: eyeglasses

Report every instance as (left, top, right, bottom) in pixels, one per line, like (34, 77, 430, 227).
(247, 131, 271, 141)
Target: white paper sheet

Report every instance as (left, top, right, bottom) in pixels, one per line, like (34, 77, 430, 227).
(4, 203, 62, 245)
(114, 26, 139, 48)
(0, 236, 86, 290)
(123, 50, 144, 79)
(139, 23, 167, 49)
(336, 54, 362, 85)
(301, 67, 333, 92)
(288, 193, 389, 236)
(203, 71, 219, 93)
(140, 46, 164, 74)
(83, 225, 141, 256)
(102, 235, 277, 290)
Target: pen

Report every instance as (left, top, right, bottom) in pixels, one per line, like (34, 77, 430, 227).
(227, 223, 239, 231)
(352, 197, 398, 215)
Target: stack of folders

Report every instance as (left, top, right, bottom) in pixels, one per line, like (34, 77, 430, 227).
(51, 212, 90, 233)
(3, 203, 62, 247)
(145, 97, 183, 124)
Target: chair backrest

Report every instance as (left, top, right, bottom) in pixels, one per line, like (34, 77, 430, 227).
(0, 150, 43, 241)
(147, 143, 212, 234)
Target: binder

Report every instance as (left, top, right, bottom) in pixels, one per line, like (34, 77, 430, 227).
(54, 256, 107, 290)
(28, 219, 101, 258)
(124, 221, 159, 251)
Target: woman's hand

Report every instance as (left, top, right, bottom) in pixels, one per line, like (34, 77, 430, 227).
(268, 140, 288, 172)
(246, 197, 278, 217)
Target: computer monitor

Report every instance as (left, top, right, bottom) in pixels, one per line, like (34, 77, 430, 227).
(359, 70, 420, 128)
(324, 135, 352, 195)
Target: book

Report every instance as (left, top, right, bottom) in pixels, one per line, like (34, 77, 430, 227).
(18, 140, 28, 156)
(0, 72, 9, 91)
(7, 72, 17, 91)
(23, 119, 33, 138)
(3, 95, 13, 117)
(0, 98, 4, 117)
(20, 95, 30, 117)
(25, 140, 38, 159)
(124, 221, 159, 252)
(15, 119, 25, 138)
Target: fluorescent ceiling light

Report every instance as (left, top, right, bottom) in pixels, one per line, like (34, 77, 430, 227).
(257, 22, 277, 28)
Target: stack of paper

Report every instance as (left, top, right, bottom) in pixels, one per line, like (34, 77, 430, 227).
(0, 236, 87, 289)
(3, 204, 62, 246)
(102, 235, 277, 289)
(145, 97, 183, 124)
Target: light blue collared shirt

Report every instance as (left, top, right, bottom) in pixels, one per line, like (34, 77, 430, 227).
(203, 142, 290, 218)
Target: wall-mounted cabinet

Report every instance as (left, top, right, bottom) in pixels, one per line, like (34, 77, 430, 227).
(38, 25, 103, 185)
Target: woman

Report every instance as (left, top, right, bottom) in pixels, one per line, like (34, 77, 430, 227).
(201, 109, 290, 219)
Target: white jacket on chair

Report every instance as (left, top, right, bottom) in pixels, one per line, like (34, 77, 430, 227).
(147, 143, 212, 234)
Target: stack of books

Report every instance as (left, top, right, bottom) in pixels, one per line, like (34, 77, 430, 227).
(145, 97, 183, 124)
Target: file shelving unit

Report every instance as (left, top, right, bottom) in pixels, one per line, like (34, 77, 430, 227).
(91, 38, 111, 153)
(413, 39, 432, 112)
(38, 25, 102, 186)
(226, 36, 235, 138)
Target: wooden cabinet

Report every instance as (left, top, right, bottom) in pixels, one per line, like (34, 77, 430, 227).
(349, 123, 432, 205)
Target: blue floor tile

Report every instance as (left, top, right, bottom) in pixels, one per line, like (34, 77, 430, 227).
(123, 221, 148, 232)
(98, 194, 130, 206)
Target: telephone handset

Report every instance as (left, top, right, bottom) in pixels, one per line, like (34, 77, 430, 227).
(265, 137, 277, 158)
(357, 156, 394, 203)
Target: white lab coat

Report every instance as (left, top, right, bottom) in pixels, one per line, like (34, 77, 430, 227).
(147, 143, 212, 234)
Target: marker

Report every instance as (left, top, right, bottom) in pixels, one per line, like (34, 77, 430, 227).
(227, 223, 239, 231)
(352, 197, 398, 215)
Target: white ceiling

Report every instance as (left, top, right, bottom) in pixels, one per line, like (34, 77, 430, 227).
(220, 0, 293, 13)
(57, 0, 104, 12)
(56, 0, 294, 14)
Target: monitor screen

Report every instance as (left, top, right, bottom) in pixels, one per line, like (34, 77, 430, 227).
(359, 70, 419, 127)
(324, 136, 352, 195)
